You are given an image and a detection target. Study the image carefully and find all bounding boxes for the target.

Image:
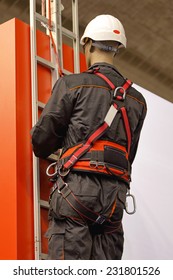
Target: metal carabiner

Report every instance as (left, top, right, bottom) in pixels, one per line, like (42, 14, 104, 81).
(114, 86, 126, 100)
(46, 162, 58, 177)
(125, 190, 136, 215)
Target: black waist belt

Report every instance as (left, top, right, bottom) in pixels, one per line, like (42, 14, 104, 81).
(59, 149, 130, 172)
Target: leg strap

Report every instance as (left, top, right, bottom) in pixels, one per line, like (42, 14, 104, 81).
(55, 176, 122, 233)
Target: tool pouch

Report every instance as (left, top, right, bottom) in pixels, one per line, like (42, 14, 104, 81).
(104, 145, 128, 171)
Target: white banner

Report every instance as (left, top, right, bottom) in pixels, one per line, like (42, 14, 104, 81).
(123, 85, 173, 260)
(1, 260, 173, 280)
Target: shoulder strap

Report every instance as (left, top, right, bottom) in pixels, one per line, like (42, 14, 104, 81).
(95, 72, 115, 89)
(95, 71, 132, 153)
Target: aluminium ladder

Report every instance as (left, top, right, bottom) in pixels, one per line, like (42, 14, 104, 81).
(30, 0, 80, 260)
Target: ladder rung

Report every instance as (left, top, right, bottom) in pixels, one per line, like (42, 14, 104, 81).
(40, 199, 49, 209)
(38, 101, 45, 109)
(61, 26, 77, 40)
(36, 12, 77, 41)
(41, 253, 48, 260)
(37, 57, 73, 76)
(37, 56, 55, 70)
(63, 69, 73, 75)
(37, 55, 56, 70)
(35, 12, 54, 28)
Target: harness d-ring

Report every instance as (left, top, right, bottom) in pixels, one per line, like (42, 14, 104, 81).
(114, 86, 126, 100)
(125, 190, 136, 215)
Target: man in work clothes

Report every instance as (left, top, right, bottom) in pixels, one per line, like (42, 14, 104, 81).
(31, 14, 147, 259)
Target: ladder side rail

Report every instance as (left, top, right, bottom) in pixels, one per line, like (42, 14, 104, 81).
(46, 0, 59, 86)
(30, 0, 80, 260)
(57, 0, 64, 72)
(72, 0, 80, 73)
(30, 0, 41, 260)
(37, 55, 56, 70)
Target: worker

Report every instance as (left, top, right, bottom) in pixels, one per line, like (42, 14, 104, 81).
(31, 14, 147, 260)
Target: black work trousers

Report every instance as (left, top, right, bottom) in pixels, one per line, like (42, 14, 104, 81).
(46, 172, 127, 260)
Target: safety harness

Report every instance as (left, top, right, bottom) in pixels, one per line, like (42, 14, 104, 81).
(46, 68, 136, 232)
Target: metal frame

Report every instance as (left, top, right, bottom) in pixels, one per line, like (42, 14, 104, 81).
(72, 0, 80, 73)
(30, 0, 41, 261)
(30, 0, 80, 259)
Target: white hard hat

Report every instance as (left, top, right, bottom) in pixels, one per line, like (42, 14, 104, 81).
(80, 14, 127, 48)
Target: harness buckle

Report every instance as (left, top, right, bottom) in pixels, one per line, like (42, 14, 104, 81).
(97, 162, 105, 170)
(95, 215, 106, 224)
(114, 86, 126, 100)
(49, 183, 59, 203)
(57, 182, 68, 194)
(125, 190, 136, 215)
(90, 160, 97, 168)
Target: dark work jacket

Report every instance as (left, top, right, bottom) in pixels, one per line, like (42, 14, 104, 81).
(31, 63, 147, 165)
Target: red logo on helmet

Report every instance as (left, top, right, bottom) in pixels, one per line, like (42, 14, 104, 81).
(113, 30, 120, 34)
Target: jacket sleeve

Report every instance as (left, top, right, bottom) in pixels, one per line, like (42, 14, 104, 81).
(129, 104, 147, 164)
(31, 78, 73, 158)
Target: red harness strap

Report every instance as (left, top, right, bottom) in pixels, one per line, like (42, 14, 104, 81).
(120, 79, 132, 92)
(95, 72, 132, 154)
(95, 72, 115, 89)
(63, 71, 132, 172)
(121, 107, 131, 154)
(95, 72, 132, 100)
(63, 122, 109, 170)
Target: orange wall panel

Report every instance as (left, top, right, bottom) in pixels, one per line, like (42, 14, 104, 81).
(63, 44, 87, 73)
(37, 30, 52, 104)
(0, 19, 17, 260)
(15, 19, 34, 260)
(0, 18, 36, 260)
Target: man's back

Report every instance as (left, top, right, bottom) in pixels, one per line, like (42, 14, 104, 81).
(32, 62, 146, 164)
